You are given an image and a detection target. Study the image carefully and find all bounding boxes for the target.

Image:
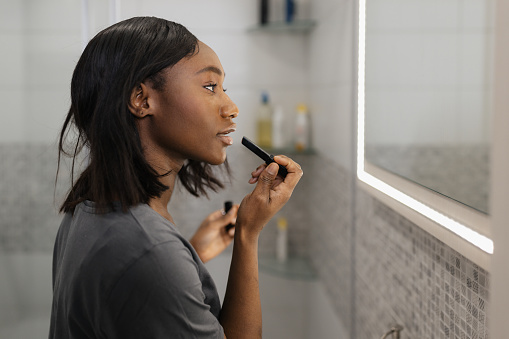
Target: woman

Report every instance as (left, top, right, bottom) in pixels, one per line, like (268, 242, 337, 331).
(50, 17, 302, 339)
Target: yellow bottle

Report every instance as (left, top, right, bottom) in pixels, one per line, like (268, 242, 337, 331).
(256, 92, 273, 149)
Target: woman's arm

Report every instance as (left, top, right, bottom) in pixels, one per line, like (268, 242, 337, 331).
(219, 156, 303, 338)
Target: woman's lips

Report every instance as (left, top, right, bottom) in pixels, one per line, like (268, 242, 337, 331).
(217, 135, 233, 145)
(217, 127, 236, 145)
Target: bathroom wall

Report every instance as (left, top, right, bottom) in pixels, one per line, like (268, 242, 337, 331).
(0, 0, 492, 338)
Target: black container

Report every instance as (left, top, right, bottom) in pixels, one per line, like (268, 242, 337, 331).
(260, 0, 269, 25)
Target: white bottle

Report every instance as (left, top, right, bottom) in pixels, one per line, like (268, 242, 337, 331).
(272, 105, 285, 149)
(294, 103, 309, 152)
(276, 217, 288, 262)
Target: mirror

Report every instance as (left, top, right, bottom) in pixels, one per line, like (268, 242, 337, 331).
(363, 0, 495, 214)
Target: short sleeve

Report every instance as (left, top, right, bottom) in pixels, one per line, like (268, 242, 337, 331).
(100, 241, 224, 339)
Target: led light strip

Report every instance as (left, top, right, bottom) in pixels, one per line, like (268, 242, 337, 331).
(356, 0, 493, 254)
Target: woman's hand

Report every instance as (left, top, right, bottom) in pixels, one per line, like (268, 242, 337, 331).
(236, 155, 303, 239)
(189, 204, 238, 263)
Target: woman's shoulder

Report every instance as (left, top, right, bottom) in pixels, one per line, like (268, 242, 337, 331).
(74, 200, 183, 246)
(60, 202, 189, 277)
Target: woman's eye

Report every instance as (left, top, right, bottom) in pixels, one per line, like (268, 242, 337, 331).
(204, 84, 217, 92)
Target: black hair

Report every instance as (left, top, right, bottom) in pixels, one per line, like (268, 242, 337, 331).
(57, 17, 227, 213)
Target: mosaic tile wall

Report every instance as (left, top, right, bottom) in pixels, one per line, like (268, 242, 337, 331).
(354, 188, 490, 339)
(0, 143, 66, 252)
(303, 156, 490, 338)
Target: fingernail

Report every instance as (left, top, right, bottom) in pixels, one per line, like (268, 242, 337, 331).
(267, 163, 278, 175)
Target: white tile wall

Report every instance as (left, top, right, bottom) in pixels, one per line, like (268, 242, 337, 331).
(461, 0, 494, 30)
(309, 0, 355, 170)
(0, 34, 25, 87)
(365, 89, 457, 144)
(459, 32, 490, 86)
(309, 0, 353, 86)
(366, 33, 459, 87)
(121, 0, 257, 31)
(25, 33, 80, 87)
(458, 89, 490, 143)
(25, 0, 81, 33)
(310, 85, 353, 169)
(365, 0, 494, 146)
(366, 0, 459, 30)
(0, 90, 27, 143)
(0, 2, 24, 32)
(25, 88, 71, 143)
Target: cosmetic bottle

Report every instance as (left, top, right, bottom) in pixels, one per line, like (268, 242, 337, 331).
(286, 0, 295, 23)
(260, 0, 269, 25)
(272, 105, 285, 149)
(294, 103, 310, 152)
(276, 217, 288, 262)
(256, 92, 273, 149)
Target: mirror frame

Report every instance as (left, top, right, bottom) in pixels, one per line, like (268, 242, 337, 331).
(356, 0, 492, 268)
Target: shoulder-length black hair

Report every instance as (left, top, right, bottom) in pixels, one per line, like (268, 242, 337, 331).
(58, 17, 227, 213)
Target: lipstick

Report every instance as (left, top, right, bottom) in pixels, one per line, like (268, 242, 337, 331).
(241, 136, 288, 178)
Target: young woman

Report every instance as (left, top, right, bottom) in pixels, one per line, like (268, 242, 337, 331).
(49, 17, 302, 339)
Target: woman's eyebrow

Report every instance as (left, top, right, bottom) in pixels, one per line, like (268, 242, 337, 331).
(195, 66, 224, 77)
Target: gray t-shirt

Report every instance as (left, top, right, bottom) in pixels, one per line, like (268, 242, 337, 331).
(49, 201, 224, 339)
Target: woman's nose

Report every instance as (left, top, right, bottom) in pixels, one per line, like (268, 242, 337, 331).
(220, 96, 239, 119)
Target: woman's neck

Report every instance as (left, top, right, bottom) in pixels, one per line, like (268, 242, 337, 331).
(147, 162, 180, 224)
(137, 124, 184, 224)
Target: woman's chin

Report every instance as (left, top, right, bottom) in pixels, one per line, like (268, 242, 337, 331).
(206, 150, 227, 166)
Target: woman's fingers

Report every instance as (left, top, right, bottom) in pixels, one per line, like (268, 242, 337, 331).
(221, 204, 238, 229)
(248, 164, 266, 184)
(205, 205, 239, 230)
(236, 156, 303, 237)
(273, 155, 303, 187)
(251, 162, 279, 197)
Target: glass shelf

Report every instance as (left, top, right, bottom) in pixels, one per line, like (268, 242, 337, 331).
(259, 256, 317, 281)
(247, 20, 317, 34)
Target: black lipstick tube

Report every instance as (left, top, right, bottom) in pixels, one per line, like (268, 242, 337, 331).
(241, 136, 288, 178)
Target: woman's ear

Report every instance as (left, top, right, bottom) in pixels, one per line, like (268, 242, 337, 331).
(128, 83, 151, 118)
